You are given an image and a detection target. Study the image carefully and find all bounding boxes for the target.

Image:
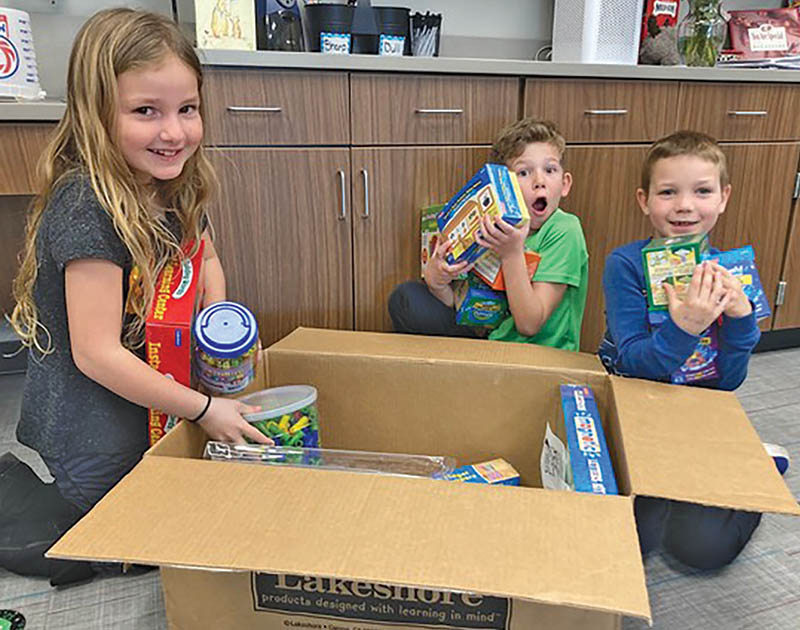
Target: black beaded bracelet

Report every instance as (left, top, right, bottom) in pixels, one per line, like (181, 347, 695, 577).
(190, 394, 212, 422)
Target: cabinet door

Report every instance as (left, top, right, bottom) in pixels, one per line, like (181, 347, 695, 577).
(351, 146, 490, 332)
(716, 143, 800, 330)
(563, 145, 651, 352)
(774, 201, 800, 329)
(207, 148, 353, 346)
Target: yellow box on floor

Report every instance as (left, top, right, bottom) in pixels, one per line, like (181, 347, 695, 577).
(48, 328, 800, 629)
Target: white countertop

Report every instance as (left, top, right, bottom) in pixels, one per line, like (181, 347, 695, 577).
(5, 50, 800, 122)
(199, 48, 800, 83)
(0, 100, 65, 121)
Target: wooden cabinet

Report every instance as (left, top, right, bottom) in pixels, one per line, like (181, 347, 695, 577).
(678, 82, 800, 141)
(716, 143, 800, 331)
(524, 79, 680, 143)
(0, 123, 54, 194)
(203, 69, 349, 146)
(563, 145, 651, 351)
(350, 74, 517, 145)
(206, 147, 353, 346)
(351, 146, 490, 331)
(774, 201, 800, 329)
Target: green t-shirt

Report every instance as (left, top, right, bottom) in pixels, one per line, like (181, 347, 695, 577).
(488, 208, 588, 351)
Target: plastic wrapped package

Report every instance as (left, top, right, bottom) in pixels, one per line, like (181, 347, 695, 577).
(204, 442, 456, 479)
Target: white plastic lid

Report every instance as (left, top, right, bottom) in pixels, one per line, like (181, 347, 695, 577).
(194, 301, 258, 358)
(239, 385, 318, 423)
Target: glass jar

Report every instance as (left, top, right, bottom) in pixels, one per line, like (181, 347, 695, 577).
(678, 0, 727, 67)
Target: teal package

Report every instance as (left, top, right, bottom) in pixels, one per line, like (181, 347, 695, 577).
(454, 277, 509, 328)
(701, 245, 771, 321)
(560, 384, 618, 495)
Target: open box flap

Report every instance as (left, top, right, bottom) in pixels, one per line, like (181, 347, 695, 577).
(269, 327, 607, 374)
(610, 376, 800, 515)
(49, 456, 651, 622)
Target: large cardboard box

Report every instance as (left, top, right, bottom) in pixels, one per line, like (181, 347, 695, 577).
(49, 329, 800, 629)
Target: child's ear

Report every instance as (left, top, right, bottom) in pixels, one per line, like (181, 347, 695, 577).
(636, 188, 650, 216)
(560, 171, 573, 197)
(719, 183, 732, 213)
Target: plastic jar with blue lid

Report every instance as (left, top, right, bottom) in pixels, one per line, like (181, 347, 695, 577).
(194, 301, 259, 395)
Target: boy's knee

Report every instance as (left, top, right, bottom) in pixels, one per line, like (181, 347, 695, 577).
(663, 503, 762, 570)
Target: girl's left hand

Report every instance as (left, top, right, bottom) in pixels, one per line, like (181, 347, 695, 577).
(475, 215, 529, 260)
(709, 262, 752, 319)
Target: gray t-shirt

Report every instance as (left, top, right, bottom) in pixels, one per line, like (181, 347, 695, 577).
(17, 174, 174, 459)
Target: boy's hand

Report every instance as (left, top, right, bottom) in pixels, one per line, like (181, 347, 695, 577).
(424, 238, 473, 290)
(665, 261, 732, 336)
(475, 215, 529, 261)
(708, 261, 753, 318)
(198, 397, 274, 445)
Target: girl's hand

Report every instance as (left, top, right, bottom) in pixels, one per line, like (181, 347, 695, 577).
(665, 261, 731, 336)
(475, 215, 529, 261)
(197, 397, 273, 445)
(708, 262, 753, 319)
(424, 238, 473, 290)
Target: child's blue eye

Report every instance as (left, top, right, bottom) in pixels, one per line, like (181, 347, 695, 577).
(517, 169, 529, 177)
(134, 106, 154, 116)
(697, 188, 712, 195)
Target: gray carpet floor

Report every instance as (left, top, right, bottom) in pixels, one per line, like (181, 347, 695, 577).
(1, 348, 798, 629)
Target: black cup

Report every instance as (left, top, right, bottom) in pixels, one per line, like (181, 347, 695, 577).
(375, 6, 411, 56)
(304, 3, 355, 53)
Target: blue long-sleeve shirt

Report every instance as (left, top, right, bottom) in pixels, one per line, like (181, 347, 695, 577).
(598, 239, 760, 391)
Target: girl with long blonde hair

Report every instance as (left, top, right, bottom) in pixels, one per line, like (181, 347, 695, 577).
(1, 8, 268, 582)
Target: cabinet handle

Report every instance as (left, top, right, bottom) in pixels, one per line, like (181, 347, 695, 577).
(337, 170, 346, 221)
(727, 110, 768, 117)
(414, 108, 464, 115)
(226, 106, 283, 113)
(584, 109, 628, 116)
(361, 169, 369, 219)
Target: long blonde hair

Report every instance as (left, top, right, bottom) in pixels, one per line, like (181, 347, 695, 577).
(10, 8, 216, 354)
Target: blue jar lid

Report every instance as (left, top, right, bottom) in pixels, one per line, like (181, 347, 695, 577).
(194, 301, 258, 359)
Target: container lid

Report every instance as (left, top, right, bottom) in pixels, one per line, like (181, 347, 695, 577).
(194, 301, 258, 359)
(239, 385, 318, 422)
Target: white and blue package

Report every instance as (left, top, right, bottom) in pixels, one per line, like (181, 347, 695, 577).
(702, 245, 771, 321)
(560, 384, 618, 495)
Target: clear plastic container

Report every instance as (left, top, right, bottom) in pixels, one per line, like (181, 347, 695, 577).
(194, 301, 258, 395)
(239, 385, 320, 447)
(204, 441, 456, 479)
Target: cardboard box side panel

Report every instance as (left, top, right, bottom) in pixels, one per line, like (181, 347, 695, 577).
(145, 420, 207, 459)
(612, 377, 800, 515)
(270, 328, 605, 374)
(50, 457, 649, 619)
(605, 383, 634, 497)
(161, 567, 624, 630)
(268, 350, 608, 487)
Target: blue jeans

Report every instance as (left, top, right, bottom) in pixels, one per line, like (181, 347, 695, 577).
(635, 496, 762, 570)
(388, 281, 479, 338)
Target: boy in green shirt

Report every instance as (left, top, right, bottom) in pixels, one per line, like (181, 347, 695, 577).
(388, 118, 588, 351)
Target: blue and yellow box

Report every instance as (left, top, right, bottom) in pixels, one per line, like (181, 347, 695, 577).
(702, 245, 771, 321)
(560, 384, 618, 495)
(443, 458, 520, 486)
(453, 276, 508, 329)
(437, 164, 529, 266)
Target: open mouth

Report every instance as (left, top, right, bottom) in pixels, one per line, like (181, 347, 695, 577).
(532, 196, 548, 214)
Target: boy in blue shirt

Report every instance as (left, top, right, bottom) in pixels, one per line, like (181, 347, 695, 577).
(600, 130, 783, 570)
(389, 119, 588, 351)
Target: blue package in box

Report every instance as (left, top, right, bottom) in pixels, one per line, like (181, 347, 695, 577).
(702, 245, 771, 321)
(436, 164, 529, 266)
(442, 458, 520, 485)
(560, 384, 618, 495)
